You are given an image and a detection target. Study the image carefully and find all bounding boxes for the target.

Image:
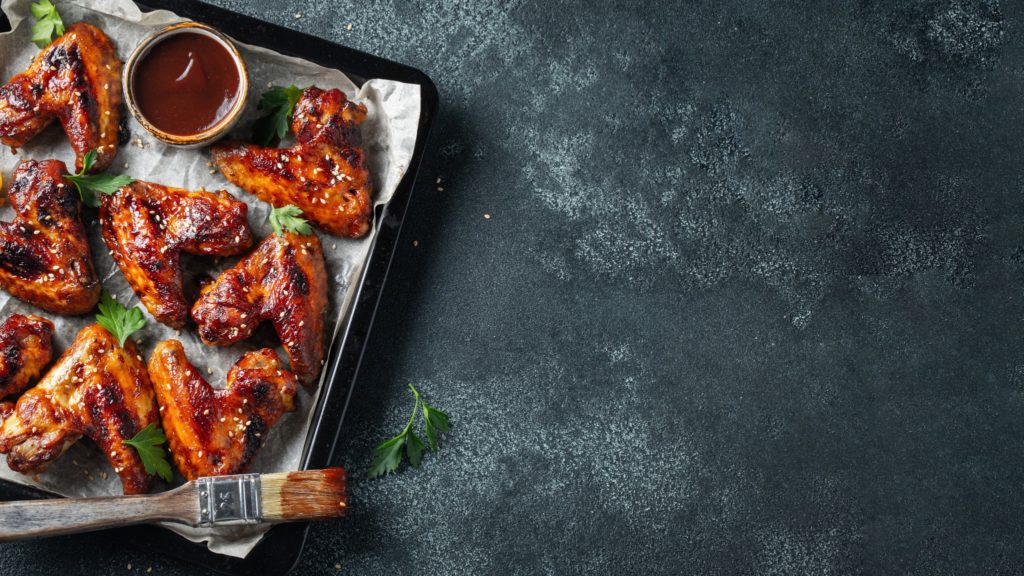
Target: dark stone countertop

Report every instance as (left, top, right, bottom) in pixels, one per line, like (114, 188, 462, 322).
(4, 0, 1024, 574)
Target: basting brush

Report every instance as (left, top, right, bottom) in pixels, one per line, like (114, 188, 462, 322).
(0, 468, 347, 541)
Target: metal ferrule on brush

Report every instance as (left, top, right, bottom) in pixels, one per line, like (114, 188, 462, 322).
(196, 473, 263, 526)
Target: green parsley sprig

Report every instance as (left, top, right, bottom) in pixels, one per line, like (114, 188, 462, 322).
(269, 204, 312, 235)
(252, 84, 304, 146)
(95, 291, 146, 347)
(123, 423, 174, 482)
(65, 150, 134, 208)
(369, 384, 450, 479)
(30, 0, 64, 48)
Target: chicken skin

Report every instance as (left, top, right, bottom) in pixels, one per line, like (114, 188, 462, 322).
(0, 314, 53, 399)
(0, 159, 100, 315)
(191, 232, 327, 386)
(211, 87, 373, 238)
(0, 324, 159, 494)
(100, 181, 253, 328)
(0, 23, 123, 172)
(148, 340, 297, 480)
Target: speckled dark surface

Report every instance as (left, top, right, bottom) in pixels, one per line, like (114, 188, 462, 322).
(5, 0, 1024, 574)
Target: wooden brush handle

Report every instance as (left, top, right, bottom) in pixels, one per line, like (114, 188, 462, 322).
(0, 485, 197, 542)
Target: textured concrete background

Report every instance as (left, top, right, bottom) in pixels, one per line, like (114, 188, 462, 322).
(4, 0, 1024, 574)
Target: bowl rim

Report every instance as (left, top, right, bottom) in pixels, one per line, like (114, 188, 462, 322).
(122, 21, 250, 146)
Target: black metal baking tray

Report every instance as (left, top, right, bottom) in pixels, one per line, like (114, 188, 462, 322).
(0, 1, 438, 574)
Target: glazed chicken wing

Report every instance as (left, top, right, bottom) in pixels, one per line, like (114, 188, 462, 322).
(148, 340, 297, 480)
(0, 314, 53, 399)
(211, 87, 372, 238)
(0, 23, 123, 172)
(100, 180, 253, 328)
(0, 159, 100, 314)
(191, 231, 327, 386)
(0, 324, 159, 494)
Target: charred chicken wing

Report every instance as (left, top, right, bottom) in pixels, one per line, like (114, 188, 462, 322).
(0, 159, 100, 314)
(0, 314, 53, 399)
(100, 180, 253, 328)
(148, 340, 297, 480)
(191, 231, 327, 386)
(0, 23, 123, 172)
(211, 87, 372, 237)
(0, 324, 160, 494)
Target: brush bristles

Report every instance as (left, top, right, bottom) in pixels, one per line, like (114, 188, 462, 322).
(261, 468, 348, 521)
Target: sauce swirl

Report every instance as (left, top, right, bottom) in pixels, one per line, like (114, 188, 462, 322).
(132, 32, 241, 136)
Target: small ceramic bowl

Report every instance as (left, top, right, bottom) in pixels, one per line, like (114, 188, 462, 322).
(122, 22, 249, 148)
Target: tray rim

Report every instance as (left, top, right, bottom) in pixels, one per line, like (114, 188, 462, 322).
(0, 1, 439, 574)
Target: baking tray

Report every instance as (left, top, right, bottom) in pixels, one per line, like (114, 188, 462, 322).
(0, 0, 438, 574)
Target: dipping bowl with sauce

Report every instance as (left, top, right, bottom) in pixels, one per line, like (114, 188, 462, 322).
(123, 22, 248, 148)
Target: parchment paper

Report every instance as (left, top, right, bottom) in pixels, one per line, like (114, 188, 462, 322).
(0, 0, 421, 557)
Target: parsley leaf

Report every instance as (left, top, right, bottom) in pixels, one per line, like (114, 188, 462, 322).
(369, 384, 451, 478)
(65, 150, 134, 207)
(406, 431, 425, 467)
(368, 434, 405, 478)
(268, 204, 312, 235)
(123, 423, 174, 482)
(252, 84, 304, 146)
(95, 291, 146, 347)
(30, 0, 64, 48)
(422, 401, 450, 452)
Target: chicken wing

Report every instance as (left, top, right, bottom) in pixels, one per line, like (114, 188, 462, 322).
(0, 324, 159, 494)
(100, 180, 253, 328)
(0, 314, 53, 399)
(148, 340, 297, 480)
(191, 231, 327, 386)
(0, 22, 123, 172)
(211, 87, 372, 238)
(0, 159, 100, 314)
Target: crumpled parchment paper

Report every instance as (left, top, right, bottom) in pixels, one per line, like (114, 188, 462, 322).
(0, 0, 421, 557)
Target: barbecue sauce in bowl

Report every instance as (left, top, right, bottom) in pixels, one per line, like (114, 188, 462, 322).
(124, 23, 248, 146)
